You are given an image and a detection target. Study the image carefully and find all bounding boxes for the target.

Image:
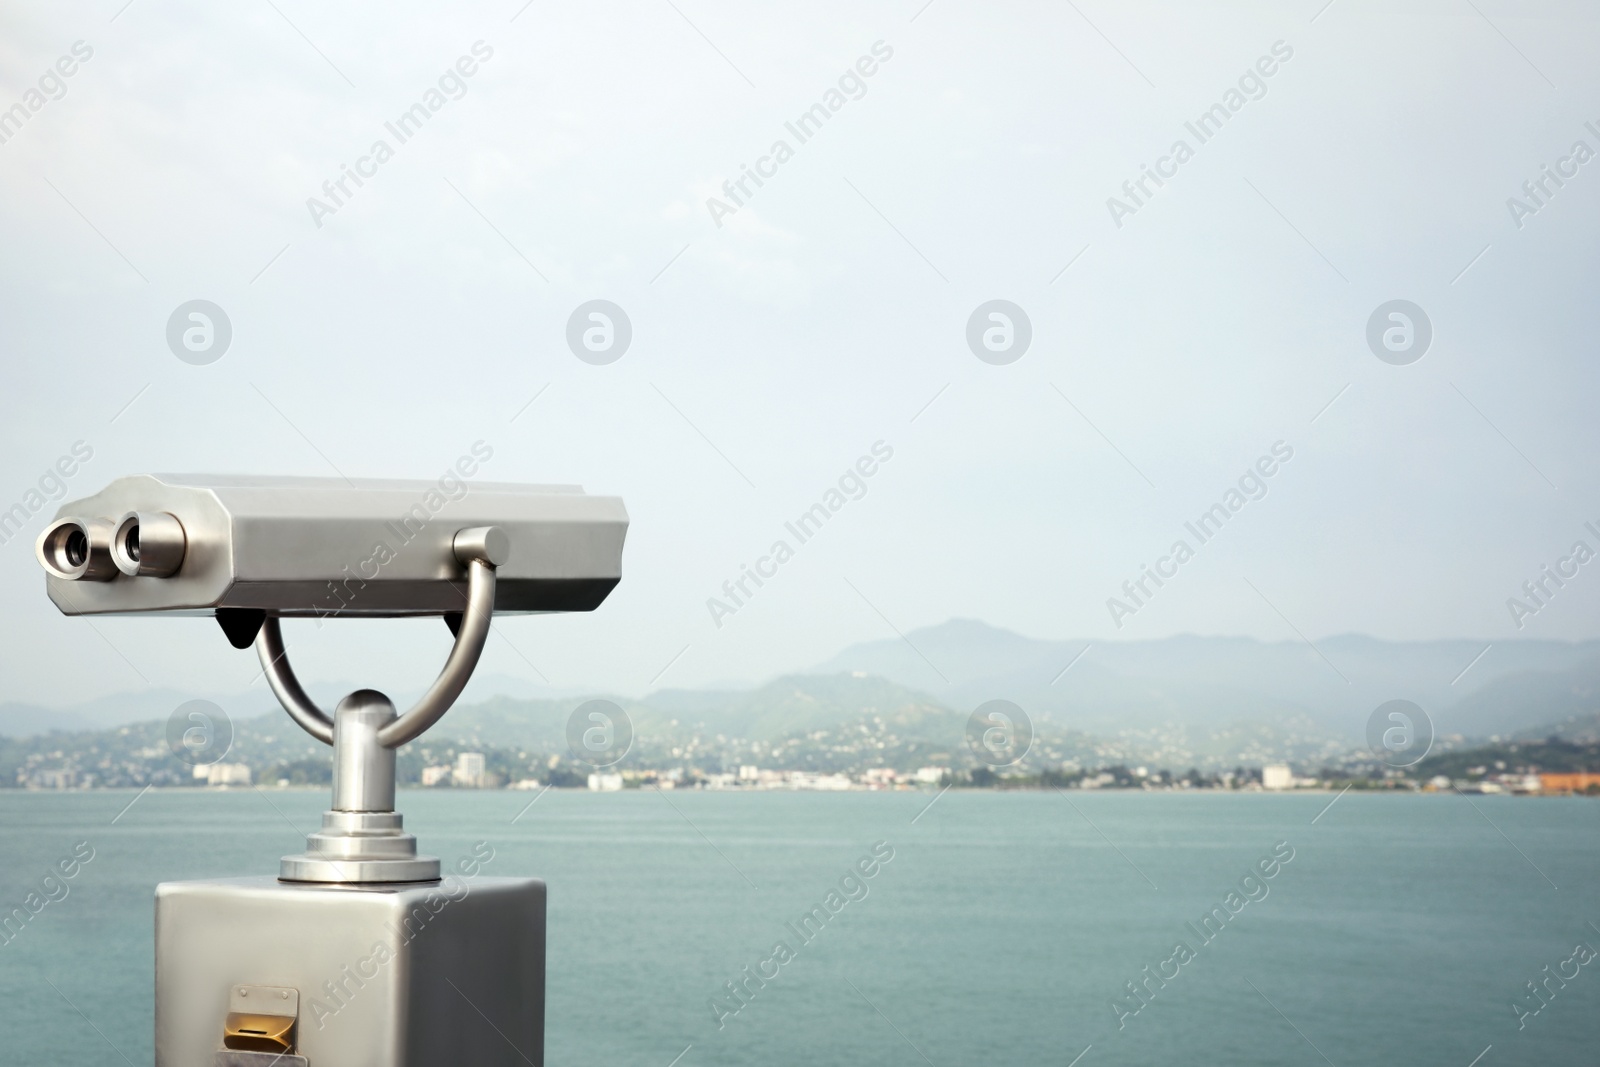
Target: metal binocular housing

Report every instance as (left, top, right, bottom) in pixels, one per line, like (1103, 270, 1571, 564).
(37, 472, 626, 620)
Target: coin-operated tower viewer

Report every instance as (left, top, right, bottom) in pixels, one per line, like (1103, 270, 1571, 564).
(36, 474, 628, 1067)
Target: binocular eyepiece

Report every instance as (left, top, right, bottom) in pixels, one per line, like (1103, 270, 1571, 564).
(38, 510, 187, 582)
(37, 517, 107, 581)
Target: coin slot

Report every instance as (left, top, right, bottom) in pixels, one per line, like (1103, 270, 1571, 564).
(221, 985, 298, 1056)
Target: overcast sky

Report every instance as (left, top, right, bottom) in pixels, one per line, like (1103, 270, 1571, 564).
(1, 0, 1597, 706)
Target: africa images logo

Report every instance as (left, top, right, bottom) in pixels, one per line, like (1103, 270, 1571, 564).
(166, 300, 232, 365)
(965, 700, 1034, 767)
(1365, 300, 1431, 365)
(566, 300, 632, 365)
(566, 699, 632, 768)
(966, 301, 1031, 365)
(1365, 700, 1433, 768)
(166, 700, 233, 766)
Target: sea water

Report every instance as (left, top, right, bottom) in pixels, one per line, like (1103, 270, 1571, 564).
(0, 788, 1595, 1065)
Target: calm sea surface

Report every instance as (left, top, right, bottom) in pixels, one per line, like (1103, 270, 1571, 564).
(0, 789, 1596, 1065)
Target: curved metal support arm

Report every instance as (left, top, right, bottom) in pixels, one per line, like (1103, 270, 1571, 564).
(254, 528, 502, 750)
(378, 558, 496, 748)
(257, 615, 336, 745)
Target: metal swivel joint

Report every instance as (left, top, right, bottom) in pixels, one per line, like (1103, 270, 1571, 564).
(262, 526, 510, 884)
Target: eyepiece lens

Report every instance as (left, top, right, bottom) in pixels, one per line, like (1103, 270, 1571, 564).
(126, 525, 141, 562)
(65, 529, 88, 568)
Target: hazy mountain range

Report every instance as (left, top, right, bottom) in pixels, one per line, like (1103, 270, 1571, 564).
(5, 622, 1599, 757)
(805, 620, 1600, 740)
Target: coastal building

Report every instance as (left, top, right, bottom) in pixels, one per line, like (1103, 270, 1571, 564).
(201, 763, 251, 786)
(1262, 764, 1292, 790)
(786, 772, 852, 791)
(587, 773, 623, 792)
(28, 768, 76, 789)
(453, 752, 487, 788)
(1539, 773, 1600, 793)
(421, 765, 451, 787)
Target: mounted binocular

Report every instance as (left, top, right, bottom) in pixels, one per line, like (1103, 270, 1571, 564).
(39, 472, 628, 1066)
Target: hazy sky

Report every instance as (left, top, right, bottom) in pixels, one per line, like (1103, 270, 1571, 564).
(2, 0, 1597, 706)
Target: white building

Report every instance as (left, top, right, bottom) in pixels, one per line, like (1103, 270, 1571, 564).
(786, 772, 853, 791)
(453, 752, 487, 788)
(738, 765, 759, 781)
(30, 768, 76, 789)
(203, 763, 252, 786)
(1261, 764, 1292, 790)
(421, 765, 451, 787)
(587, 773, 623, 792)
(914, 767, 946, 784)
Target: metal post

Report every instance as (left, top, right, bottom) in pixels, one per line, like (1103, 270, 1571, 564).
(331, 691, 397, 813)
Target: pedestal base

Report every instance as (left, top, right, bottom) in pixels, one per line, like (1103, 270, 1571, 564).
(278, 810, 441, 883)
(155, 876, 544, 1067)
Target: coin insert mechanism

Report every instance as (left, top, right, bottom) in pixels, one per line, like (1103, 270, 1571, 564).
(222, 985, 298, 1054)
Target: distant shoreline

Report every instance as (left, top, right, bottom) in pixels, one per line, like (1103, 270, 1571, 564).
(5, 785, 1594, 798)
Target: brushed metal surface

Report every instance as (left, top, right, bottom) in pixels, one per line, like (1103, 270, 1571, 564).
(376, 554, 496, 748)
(215, 1052, 308, 1067)
(331, 692, 398, 813)
(278, 809, 440, 884)
(113, 509, 187, 577)
(262, 556, 496, 883)
(156, 876, 545, 1067)
(43, 474, 627, 617)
